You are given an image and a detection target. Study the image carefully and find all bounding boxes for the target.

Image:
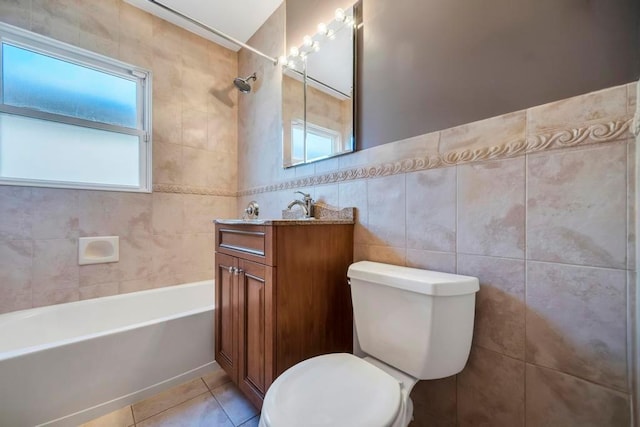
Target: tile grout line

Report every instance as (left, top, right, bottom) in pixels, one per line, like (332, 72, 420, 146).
(528, 360, 630, 396)
(454, 163, 458, 274)
(523, 136, 529, 425)
(453, 250, 631, 272)
(625, 137, 635, 426)
(134, 390, 213, 425)
(201, 376, 213, 394)
(454, 160, 460, 424)
(130, 405, 136, 427)
(403, 170, 408, 267)
(208, 381, 238, 426)
(403, 172, 407, 266)
(476, 342, 630, 395)
(625, 139, 630, 410)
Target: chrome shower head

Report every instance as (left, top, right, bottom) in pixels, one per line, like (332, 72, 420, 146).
(233, 72, 257, 93)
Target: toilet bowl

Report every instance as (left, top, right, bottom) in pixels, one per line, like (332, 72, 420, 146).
(259, 353, 416, 427)
(259, 261, 479, 427)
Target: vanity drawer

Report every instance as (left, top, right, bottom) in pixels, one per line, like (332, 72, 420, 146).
(216, 224, 274, 265)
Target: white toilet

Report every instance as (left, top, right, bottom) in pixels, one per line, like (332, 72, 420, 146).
(259, 261, 479, 427)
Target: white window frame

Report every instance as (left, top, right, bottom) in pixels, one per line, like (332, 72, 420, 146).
(290, 118, 306, 165)
(290, 119, 342, 164)
(0, 22, 152, 192)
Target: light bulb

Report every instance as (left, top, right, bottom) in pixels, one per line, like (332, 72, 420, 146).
(317, 22, 327, 34)
(335, 8, 345, 21)
(287, 59, 296, 68)
(278, 56, 288, 65)
(289, 46, 299, 56)
(303, 35, 313, 46)
(312, 41, 320, 52)
(300, 51, 307, 59)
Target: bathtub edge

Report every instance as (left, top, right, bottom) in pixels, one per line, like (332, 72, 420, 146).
(38, 361, 220, 427)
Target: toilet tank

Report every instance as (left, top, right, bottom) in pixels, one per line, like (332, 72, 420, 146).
(347, 261, 479, 380)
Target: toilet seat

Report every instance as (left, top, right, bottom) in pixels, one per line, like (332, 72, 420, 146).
(260, 353, 402, 427)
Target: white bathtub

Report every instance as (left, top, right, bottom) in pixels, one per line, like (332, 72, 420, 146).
(0, 280, 215, 427)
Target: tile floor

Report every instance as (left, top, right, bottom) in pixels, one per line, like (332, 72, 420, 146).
(81, 366, 259, 427)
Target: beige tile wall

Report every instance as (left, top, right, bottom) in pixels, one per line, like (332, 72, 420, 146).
(237, 6, 637, 422)
(237, 4, 286, 191)
(0, 0, 238, 313)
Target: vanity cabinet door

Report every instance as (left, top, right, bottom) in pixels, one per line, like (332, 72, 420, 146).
(237, 259, 275, 409)
(215, 253, 239, 383)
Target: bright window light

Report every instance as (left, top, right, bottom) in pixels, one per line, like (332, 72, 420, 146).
(291, 119, 341, 164)
(0, 114, 140, 186)
(0, 23, 152, 192)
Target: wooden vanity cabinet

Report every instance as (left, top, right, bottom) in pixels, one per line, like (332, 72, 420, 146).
(214, 222, 354, 409)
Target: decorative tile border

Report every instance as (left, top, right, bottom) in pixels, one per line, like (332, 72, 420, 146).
(153, 184, 235, 197)
(153, 118, 633, 197)
(238, 118, 633, 197)
(443, 119, 632, 165)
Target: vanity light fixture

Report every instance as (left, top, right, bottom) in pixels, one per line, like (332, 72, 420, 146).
(281, 8, 354, 69)
(303, 35, 314, 46)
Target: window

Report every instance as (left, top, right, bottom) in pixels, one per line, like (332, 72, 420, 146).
(0, 23, 152, 192)
(291, 119, 342, 164)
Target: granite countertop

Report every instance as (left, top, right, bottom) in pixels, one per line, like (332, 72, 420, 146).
(214, 205, 355, 225)
(214, 218, 354, 225)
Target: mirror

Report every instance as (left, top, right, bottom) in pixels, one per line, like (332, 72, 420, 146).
(282, 4, 358, 168)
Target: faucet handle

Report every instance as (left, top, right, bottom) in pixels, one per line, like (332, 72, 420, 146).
(243, 201, 259, 220)
(294, 191, 312, 201)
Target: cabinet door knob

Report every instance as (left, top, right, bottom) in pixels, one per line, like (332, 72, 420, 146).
(228, 266, 234, 273)
(235, 268, 244, 275)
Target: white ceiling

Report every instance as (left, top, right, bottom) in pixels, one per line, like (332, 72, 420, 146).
(125, 0, 353, 99)
(124, 0, 284, 52)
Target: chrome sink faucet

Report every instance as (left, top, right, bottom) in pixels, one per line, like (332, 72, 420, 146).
(287, 191, 314, 219)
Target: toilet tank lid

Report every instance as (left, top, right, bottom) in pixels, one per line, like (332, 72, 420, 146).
(348, 261, 479, 296)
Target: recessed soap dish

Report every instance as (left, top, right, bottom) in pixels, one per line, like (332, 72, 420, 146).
(78, 236, 119, 265)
